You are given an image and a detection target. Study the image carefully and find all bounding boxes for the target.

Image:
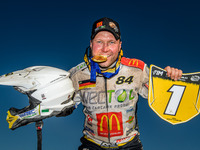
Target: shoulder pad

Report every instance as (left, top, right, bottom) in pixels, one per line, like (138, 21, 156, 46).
(121, 57, 145, 70)
(69, 62, 87, 77)
(75, 62, 87, 71)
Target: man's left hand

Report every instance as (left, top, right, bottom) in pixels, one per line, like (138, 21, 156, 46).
(164, 66, 183, 81)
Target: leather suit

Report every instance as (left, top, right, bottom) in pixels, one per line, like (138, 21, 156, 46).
(69, 57, 149, 148)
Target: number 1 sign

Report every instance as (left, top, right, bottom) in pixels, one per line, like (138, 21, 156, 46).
(148, 65, 200, 125)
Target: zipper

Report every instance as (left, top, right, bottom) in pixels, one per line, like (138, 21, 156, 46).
(104, 77, 111, 144)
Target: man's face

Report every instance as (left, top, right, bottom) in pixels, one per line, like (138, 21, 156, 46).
(90, 31, 122, 68)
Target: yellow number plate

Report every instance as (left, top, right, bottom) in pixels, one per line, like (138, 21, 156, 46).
(148, 65, 200, 125)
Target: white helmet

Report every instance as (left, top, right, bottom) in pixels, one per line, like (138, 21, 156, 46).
(0, 66, 75, 130)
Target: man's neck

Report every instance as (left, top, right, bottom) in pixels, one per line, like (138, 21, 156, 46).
(99, 61, 117, 71)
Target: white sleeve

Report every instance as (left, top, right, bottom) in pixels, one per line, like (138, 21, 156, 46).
(139, 64, 149, 99)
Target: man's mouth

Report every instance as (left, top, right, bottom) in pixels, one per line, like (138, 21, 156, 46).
(91, 55, 108, 63)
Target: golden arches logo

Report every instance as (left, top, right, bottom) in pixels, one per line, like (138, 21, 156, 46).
(128, 59, 139, 66)
(97, 112, 123, 137)
(100, 114, 121, 131)
(96, 21, 103, 28)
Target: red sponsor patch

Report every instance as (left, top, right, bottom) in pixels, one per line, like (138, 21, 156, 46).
(96, 21, 103, 28)
(96, 112, 123, 137)
(121, 57, 145, 70)
(87, 115, 93, 126)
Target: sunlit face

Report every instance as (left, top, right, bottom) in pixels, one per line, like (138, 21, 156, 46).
(90, 31, 122, 68)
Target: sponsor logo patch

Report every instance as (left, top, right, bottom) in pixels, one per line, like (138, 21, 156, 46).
(96, 112, 123, 137)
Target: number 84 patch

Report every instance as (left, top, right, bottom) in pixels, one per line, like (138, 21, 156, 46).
(148, 65, 200, 125)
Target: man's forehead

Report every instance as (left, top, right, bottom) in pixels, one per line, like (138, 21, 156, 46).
(93, 31, 117, 39)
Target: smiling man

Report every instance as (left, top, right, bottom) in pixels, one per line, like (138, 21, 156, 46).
(90, 30, 122, 68)
(67, 17, 182, 150)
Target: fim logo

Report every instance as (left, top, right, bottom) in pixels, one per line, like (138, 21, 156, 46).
(153, 70, 164, 76)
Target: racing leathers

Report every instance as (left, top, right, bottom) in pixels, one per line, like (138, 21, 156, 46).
(69, 56, 149, 148)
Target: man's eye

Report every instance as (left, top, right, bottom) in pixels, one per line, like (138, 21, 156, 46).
(97, 41, 102, 43)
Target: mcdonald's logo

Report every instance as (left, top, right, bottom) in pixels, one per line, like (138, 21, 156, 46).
(96, 112, 123, 137)
(96, 21, 103, 28)
(121, 57, 145, 71)
(128, 59, 139, 66)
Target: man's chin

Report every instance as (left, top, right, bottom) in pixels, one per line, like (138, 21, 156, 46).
(98, 62, 110, 68)
(98, 60, 115, 69)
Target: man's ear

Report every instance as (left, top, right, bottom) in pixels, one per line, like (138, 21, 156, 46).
(119, 41, 122, 52)
(89, 40, 93, 57)
(90, 40, 92, 49)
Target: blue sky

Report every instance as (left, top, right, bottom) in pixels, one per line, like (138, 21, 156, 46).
(0, 0, 200, 150)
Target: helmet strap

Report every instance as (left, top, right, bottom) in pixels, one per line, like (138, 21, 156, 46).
(35, 120, 43, 150)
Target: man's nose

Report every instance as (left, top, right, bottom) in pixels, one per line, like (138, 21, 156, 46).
(102, 43, 109, 52)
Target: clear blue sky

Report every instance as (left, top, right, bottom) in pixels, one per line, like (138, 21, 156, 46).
(0, 0, 199, 150)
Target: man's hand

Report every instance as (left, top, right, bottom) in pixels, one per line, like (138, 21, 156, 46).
(164, 66, 183, 81)
(56, 107, 75, 117)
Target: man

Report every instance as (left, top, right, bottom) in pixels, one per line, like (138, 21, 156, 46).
(68, 17, 182, 150)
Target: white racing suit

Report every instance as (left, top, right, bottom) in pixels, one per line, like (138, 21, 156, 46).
(69, 57, 149, 148)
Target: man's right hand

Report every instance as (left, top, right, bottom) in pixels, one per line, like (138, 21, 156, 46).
(56, 107, 75, 117)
